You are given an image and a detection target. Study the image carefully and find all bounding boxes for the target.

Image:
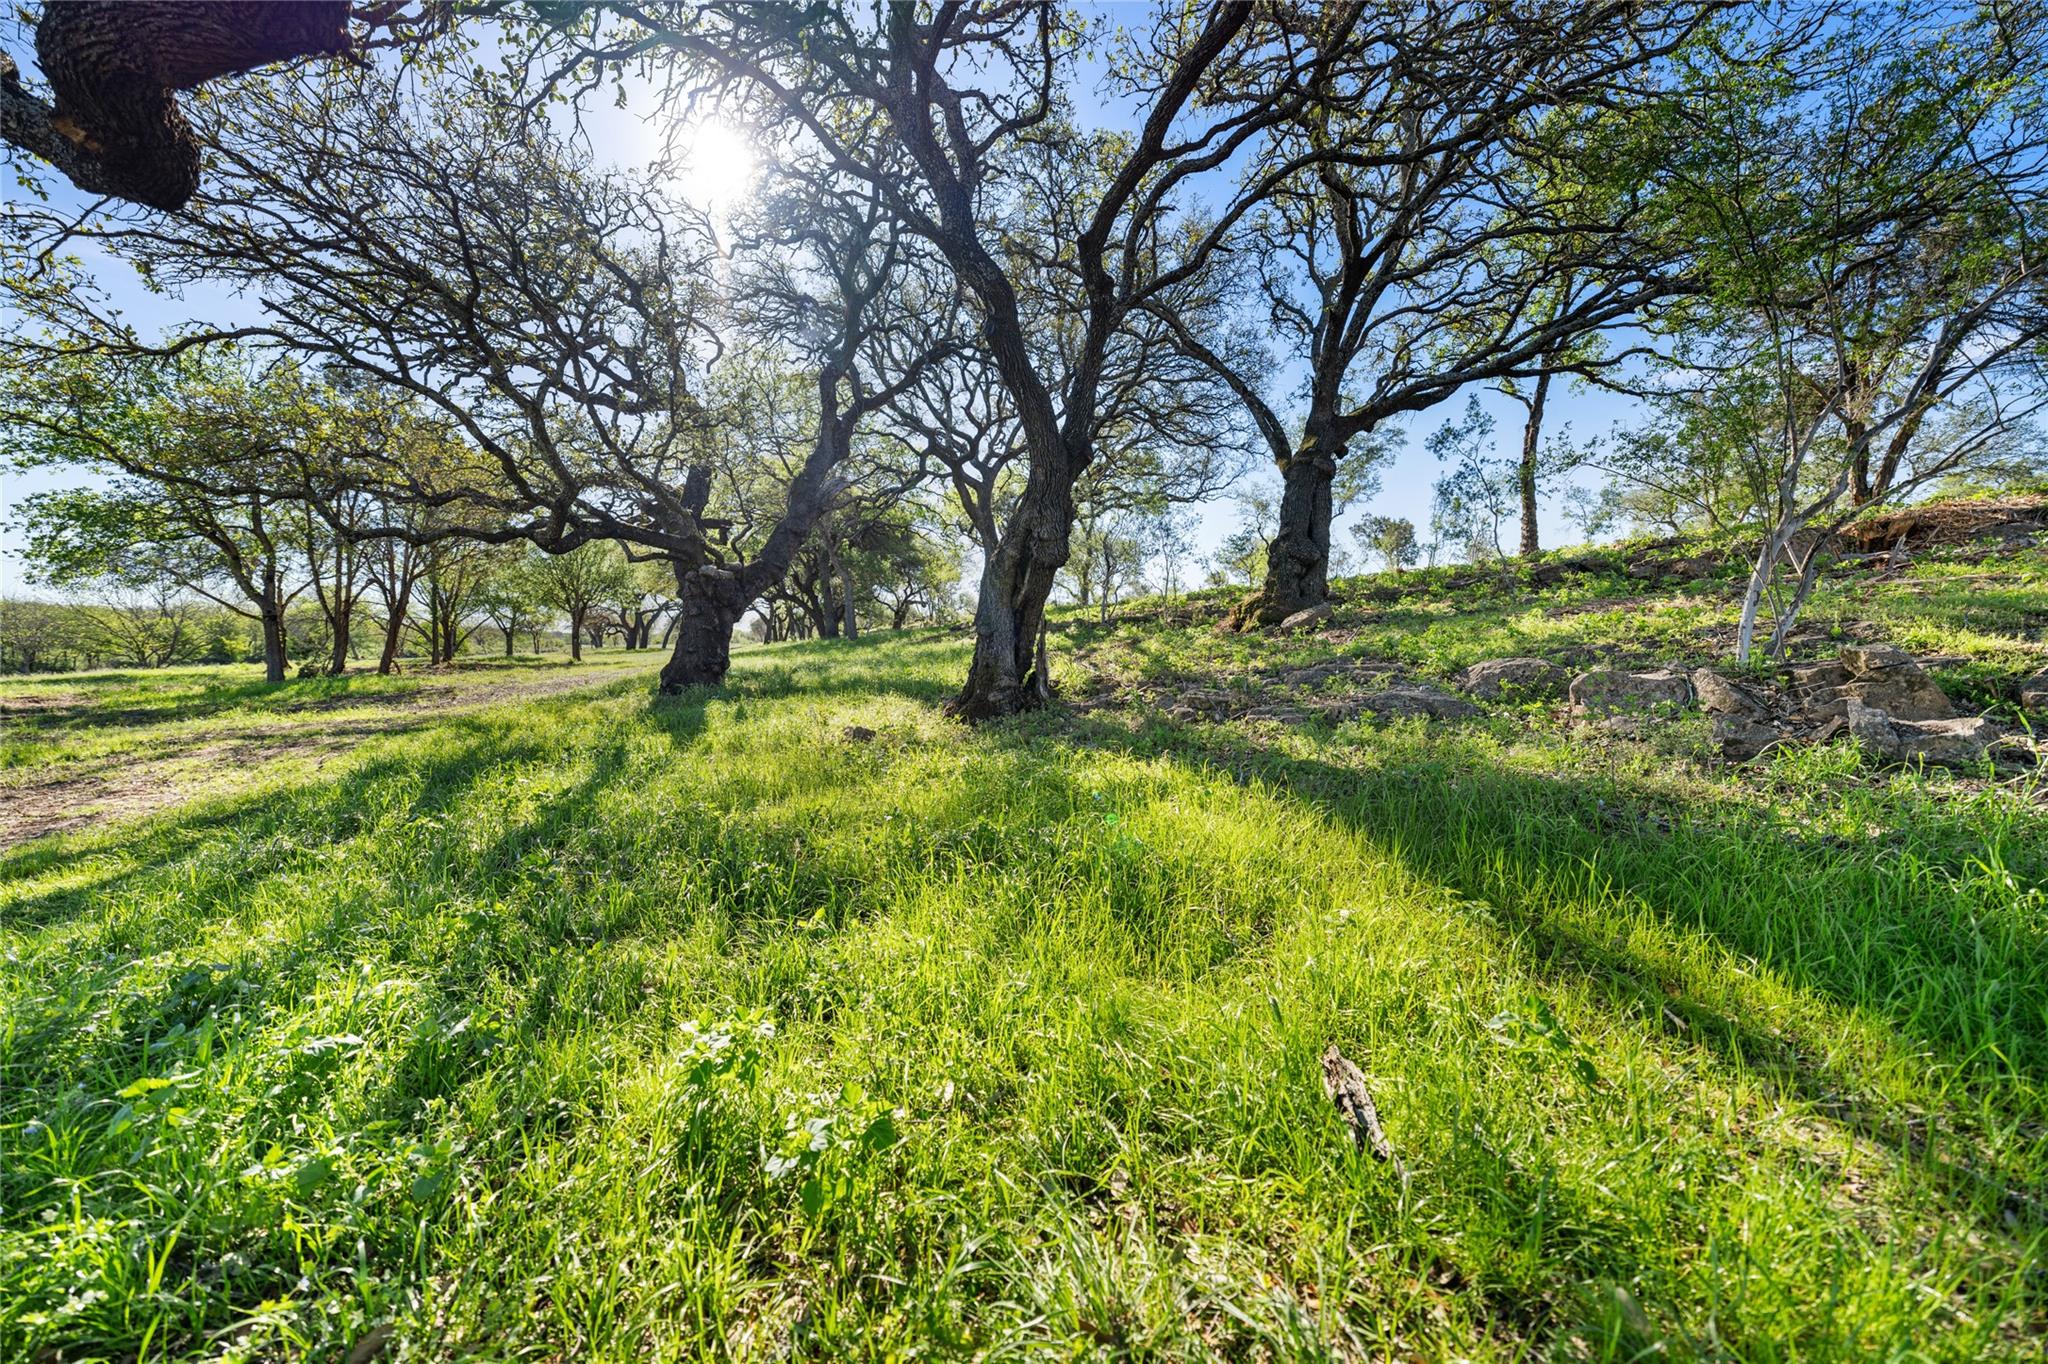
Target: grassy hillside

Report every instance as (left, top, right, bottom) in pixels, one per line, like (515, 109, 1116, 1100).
(3, 546, 2046, 1361)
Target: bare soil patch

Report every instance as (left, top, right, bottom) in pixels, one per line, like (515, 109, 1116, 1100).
(0, 662, 653, 851)
(0, 689, 85, 716)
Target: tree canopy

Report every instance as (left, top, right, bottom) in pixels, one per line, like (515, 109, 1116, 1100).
(2, 0, 2044, 686)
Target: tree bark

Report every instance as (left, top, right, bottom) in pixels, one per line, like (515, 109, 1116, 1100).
(659, 567, 744, 692)
(1232, 444, 1338, 628)
(949, 473, 1071, 719)
(326, 600, 352, 675)
(1765, 536, 1828, 659)
(259, 605, 286, 683)
(249, 562, 285, 682)
(9, 2, 351, 210)
(1518, 369, 1551, 560)
(1735, 522, 1795, 663)
(377, 607, 406, 674)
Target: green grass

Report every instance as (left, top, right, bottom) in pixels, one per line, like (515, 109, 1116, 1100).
(0, 652, 656, 776)
(3, 586, 2046, 1358)
(1090, 543, 2047, 709)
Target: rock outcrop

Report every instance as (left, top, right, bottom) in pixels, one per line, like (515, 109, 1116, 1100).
(1709, 716, 1782, 760)
(1276, 603, 1335, 633)
(1845, 698, 2005, 768)
(1837, 644, 1956, 720)
(2018, 668, 2048, 715)
(1162, 675, 1476, 727)
(1779, 648, 1956, 722)
(1568, 668, 1694, 715)
(1139, 642, 2031, 771)
(1343, 684, 1480, 722)
(1458, 657, 1568, 698)
(1691, 668, 1771, 720)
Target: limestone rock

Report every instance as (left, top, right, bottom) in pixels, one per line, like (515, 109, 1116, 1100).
(1839, 644, 1912, 673)
(1850, 674, 1956, 721)
(1671, 552, 1720, 579)
(1691, 668, 1771, 719)
(1458, 657, 1568, 698)
(1711, 715, 1782, 760)
(1845, 698, 1901, 759)
(1276, 603, 1335, 633)
(1345, 683, 1480, 723)
(1898, 715, 2004, 768)
(1845, 699, 2004, 768)
(1785, 648, 1955, 722)
(1568, 668, 1694, 715)
(1786, 661, 1852, 693)
(1165, 689, 1241, 723)
(1839, 646, 1955, 721)
(2018, 668, 2048, 714)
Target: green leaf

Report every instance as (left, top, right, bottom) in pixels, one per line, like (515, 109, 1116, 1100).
(293, 1157, 334, 1196)
(858, 1113, 899, 1152)
(117, 1076, 176, 1100)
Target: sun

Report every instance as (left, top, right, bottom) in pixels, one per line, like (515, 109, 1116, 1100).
(671, 120, 758, 211)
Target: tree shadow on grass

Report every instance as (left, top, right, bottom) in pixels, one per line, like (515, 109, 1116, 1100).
(713, 630, 965, 709)
(0, 682, 647, 929)
(7, 671, 821, 1124)
(1, 714, 599, 1075)
(1018, 706, 2048, 1233)
(0, 667, 671, 913)
(0, 671, 431, 735)
(8, 643, 2037, 1357)
(2, 656, 658, 741)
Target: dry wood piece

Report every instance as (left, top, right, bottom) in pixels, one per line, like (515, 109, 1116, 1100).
(1321, 1044, 1403, 1173)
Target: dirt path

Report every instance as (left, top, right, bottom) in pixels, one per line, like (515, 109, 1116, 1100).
(0, 662, 656, 852)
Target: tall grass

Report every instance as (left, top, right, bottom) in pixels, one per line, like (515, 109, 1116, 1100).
(2, 632, 2042, 1360)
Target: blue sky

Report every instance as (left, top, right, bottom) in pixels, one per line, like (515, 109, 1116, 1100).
(1, 12, 1644, 598)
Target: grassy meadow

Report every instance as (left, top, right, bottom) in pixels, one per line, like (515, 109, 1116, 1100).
(3, 547, 2047, 1361)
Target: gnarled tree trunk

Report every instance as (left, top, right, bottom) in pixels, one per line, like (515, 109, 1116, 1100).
(258, 606, 286, 684)
(326, 599, 353, 675)
(5, 2, 351, 210)
(659, 567, 744, 693)
(950, 472, 1071, 719)
(1231, 442, 1338, 629)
